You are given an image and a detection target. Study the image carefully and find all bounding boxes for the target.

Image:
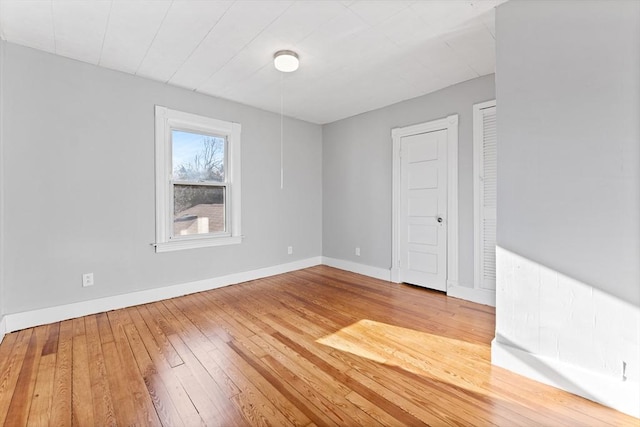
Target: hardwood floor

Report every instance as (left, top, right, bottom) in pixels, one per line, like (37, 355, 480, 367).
(0, 265, 636, 426)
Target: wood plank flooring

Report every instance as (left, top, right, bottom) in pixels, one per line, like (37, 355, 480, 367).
(0, 265, 636, 426)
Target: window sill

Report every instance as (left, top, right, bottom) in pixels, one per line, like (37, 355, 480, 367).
(154, 235, 242, 253)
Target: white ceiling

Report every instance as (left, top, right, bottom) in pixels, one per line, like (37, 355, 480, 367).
(0, 0, 505, 124)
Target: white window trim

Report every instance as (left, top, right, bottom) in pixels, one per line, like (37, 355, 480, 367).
(154, 106, 241, 253)
(473, 99, 497, 290)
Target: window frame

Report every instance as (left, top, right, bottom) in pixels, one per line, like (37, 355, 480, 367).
(154, 106, 241, 252)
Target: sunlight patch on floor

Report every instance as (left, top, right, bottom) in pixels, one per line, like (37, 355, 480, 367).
(317, 319, 491, 394)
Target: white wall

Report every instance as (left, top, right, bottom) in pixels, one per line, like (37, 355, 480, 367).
(493, 0, 640, 417)
(322, 75, 495, 289)
(0, 43, 322, 315)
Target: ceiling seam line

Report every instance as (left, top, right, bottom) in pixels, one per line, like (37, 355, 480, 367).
(134, 0, 174, 75)
(50, 0, 57, 54)
(0, 2, 4, 40)
(192, 0, 297, 93)
(443, 40, 481, 78)
(165, 0, 237, 85)
(97, 0, 114, 66)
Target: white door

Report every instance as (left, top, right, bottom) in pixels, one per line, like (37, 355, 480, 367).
(399, 129, 447, 291)
(474, 101, 497, 291)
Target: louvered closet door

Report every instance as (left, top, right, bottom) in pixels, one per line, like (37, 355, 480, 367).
(475, 104, 497, 290)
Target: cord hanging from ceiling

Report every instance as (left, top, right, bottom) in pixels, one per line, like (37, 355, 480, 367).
(273, 50, 299, 190)
(280, 72, 284, 189)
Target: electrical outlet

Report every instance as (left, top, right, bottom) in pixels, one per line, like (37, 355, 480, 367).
(82, 273, 94, 287)
(355, 247, 360, 256)
(287, 246, 293, 255)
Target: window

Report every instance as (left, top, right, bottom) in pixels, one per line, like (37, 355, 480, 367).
(154, 106, 241, 252)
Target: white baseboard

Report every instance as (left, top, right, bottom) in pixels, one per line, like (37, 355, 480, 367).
(326, 258, 495, 309)
(492, 338, 640, 418)
(447, 283, 496, 307)
(321, 256, 391, 281)
(0, 316, 6, 344)
(4, 256, 322, 333)
(1, 255, 489, 337)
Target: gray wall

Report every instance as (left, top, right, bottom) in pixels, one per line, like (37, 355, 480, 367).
(496, 0, 640, 305)
(322, 75, 495, 287)
(1, 43, 322, 314)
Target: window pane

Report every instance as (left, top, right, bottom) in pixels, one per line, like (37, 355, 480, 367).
(173, 185, 225, 236)
(172, 130, 225, 182)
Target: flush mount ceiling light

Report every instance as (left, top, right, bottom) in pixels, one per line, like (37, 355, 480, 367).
(274, 50, 299, 72)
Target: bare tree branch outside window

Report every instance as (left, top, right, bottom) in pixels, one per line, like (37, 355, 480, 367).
(173, 136, 225, 182)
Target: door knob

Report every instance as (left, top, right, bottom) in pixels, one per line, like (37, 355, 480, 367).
(437, 217, 443, 223)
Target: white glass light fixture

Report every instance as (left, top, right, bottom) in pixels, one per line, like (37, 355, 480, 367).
(274, 50, 299, 72)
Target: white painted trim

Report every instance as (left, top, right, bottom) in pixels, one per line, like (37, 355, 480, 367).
(325, 258, 496, 308)
(473, 99, 497, 292)
(446, 115, 459, 287)
(391, 115, 459, 287)
(390, 267, 400, 283)
(3, 257, 322, 333)
(0, 316, 6, 344)
(391, 127, 401, 282)
(155, 235, 242, 252)
(492, 338, 640, 418)
(447, 283, 496, 307)
(322, 257, 391, 281)
(154, 106, 242, 252)
(472, 100, 496, 113)
(3, 256, 399, 334)
(0, 42, 6, 345)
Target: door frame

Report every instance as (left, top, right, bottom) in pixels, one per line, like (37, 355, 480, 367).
(391, 115, 459, 289)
